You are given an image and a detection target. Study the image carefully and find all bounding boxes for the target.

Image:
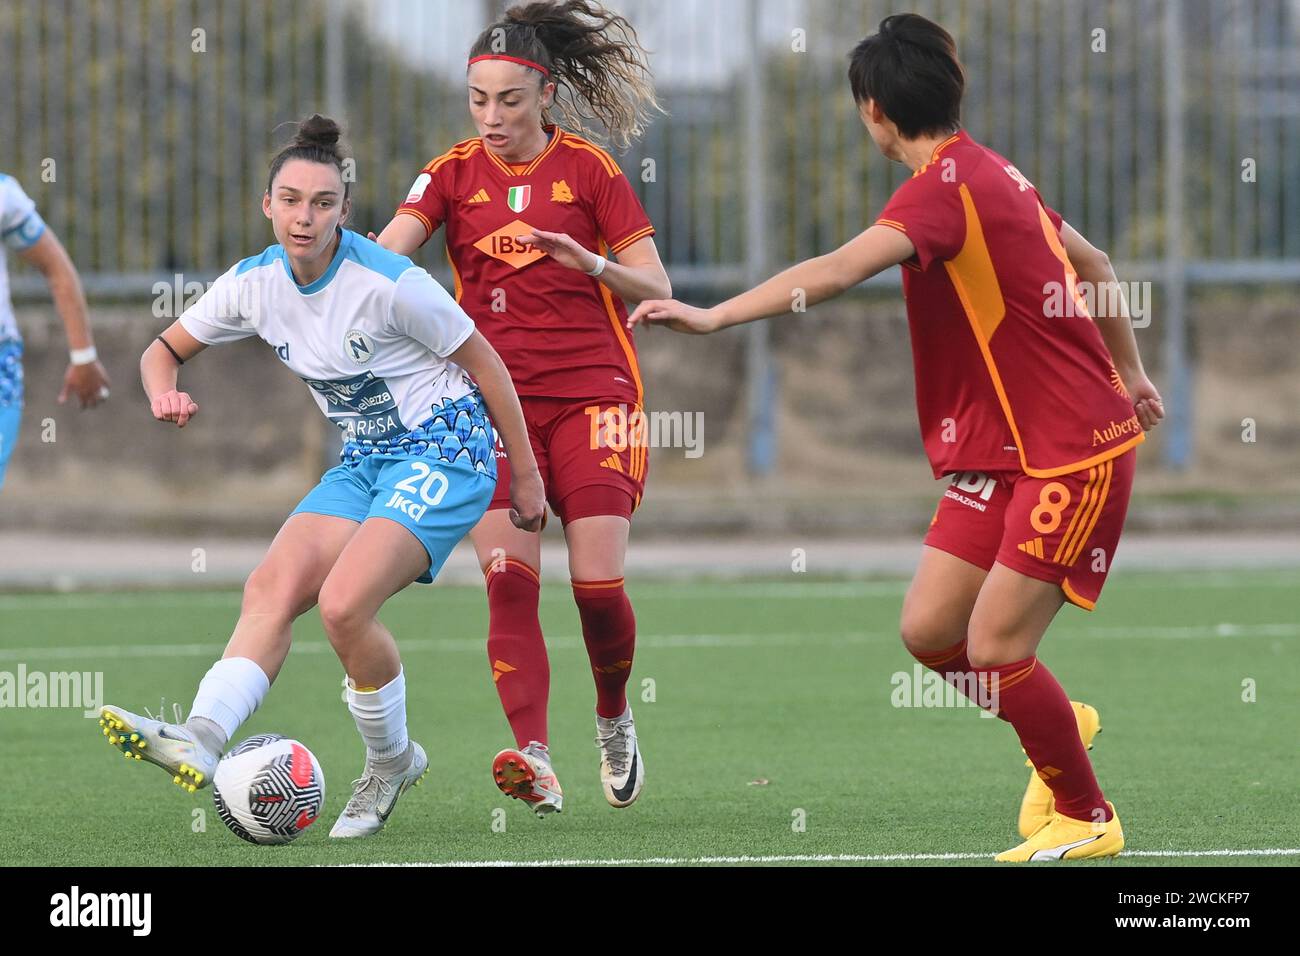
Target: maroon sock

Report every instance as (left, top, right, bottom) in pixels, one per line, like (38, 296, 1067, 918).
(572, 577, 636, 719)
(484, 559, 549, 748)
(974, 656, 1111, 823)
(910, 639, 1009, 721)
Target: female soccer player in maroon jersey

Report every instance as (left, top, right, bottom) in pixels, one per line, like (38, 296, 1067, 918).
(374, 1, 668, 814)
(629, 14, 1164, 861)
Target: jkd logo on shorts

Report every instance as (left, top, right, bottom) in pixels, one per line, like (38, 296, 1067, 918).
(383, 462, 450, 521)
(944, 471, 997, 512)
(383, 490, 428, 522)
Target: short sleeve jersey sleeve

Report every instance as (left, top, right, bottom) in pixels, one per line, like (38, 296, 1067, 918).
(179, 265, 256, 344)
(395, 164, 452, 245)
(387, 268, 475, 358)
(875, 167, 967, 270)
(587, 155, 655, 256)
(0, 176, 46, 251)
(1034, 188, 1063, 232)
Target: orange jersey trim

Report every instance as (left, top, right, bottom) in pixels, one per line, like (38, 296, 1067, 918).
(1055, 465, 1105, 566)
(476, 127, 566, 179)
(445, 249, 463, 303)
(628, 406, 647, 481)
(1063, 458, 1113, 567)
(521, 127, 565, 176)
(481, 143, 516, 178)
(942, 183, 1145, 479)
(423, 139, 481, 177)
(561, 134, 622, 178)
(1060, 577, 1096, 611)
(1052, 465, 1101, 564)
(394, 207, 434, 242)
(913, 133, 962, 178)
(597, 240, 644, 405)
(609, 224, 655, 255)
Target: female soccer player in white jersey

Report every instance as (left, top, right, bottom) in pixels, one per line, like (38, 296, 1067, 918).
(0, 172, 110, 491)
(98, 115, 545, 839)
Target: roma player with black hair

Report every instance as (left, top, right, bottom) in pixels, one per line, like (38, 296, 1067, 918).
(630, 14, 1163, 861)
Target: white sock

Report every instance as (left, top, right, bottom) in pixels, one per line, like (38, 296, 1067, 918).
(188, 657, 270, 741)
(347, 668, 409, 762)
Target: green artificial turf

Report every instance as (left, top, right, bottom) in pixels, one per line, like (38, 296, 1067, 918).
(0, 570, 1296, 866)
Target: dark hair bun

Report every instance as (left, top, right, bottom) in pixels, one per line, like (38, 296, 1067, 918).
(266, 114, 351, 198)
(294, 114, 342, 150)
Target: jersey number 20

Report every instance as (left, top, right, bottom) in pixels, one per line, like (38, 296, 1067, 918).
(395, 461, 450, 507)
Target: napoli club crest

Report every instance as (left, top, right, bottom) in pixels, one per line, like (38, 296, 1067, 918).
(345, 329, 375, 365)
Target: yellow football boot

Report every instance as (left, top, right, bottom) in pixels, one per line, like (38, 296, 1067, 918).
(1017, 701, 1102, 838)
(996, 801, 1123, 862)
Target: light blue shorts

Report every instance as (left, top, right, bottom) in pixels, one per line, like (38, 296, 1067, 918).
(291, 393, 497, 584)
(0, 339, 23, 491)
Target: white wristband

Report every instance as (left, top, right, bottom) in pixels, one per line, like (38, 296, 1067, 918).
(585, 255, 607, 277)
(69, 346, 98, 366)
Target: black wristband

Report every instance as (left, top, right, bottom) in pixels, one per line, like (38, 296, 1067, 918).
(156, 334, 185, 366)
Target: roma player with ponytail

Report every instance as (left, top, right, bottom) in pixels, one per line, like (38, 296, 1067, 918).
(376, 1, 667, 815)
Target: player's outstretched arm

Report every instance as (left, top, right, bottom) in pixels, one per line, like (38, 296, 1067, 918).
(1060, 222, 1164, 432)
(140, 320, 207, 428)
(627, 223, 915, 334)
(447, 330, 546, 532)
(18, 229, 111, 409)
(517, 232, 671, 304)
(372, 214, 429, 257)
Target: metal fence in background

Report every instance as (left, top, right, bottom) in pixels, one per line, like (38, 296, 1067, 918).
(2, 0, 1298, 471)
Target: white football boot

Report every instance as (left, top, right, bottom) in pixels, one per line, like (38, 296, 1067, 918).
(98, 705, 219, 793)
(329, 740, 429, 839)
(595, 706, 644, 808)
(492, 741, 564, 815)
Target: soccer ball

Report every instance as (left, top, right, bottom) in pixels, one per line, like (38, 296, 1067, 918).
(212, 734, 325, 845)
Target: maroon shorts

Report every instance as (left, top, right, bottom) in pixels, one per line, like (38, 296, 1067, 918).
(923, 450, 1136, 610)
(489, 396, 648, 525)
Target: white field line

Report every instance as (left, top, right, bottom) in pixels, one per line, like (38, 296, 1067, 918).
(1, 622, 1297, 663)
(1, 569, 1298, 611)
(332, 847, 1300, 867)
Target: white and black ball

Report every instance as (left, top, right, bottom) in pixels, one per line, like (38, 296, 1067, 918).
(212, 734, 325, 845)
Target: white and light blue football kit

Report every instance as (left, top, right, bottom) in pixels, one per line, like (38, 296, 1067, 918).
(179, 228, 496, 582)
(0, 173, 48, 489)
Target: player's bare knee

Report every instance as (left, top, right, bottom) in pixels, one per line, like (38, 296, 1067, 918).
(964, 631, 1024, 669)
(242, 563, 316, 622)
(317, 587, 367, 645)
(898, 607, 961, 656)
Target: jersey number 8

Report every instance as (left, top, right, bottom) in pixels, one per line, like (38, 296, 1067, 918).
(1030, 481, 1071, 534)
